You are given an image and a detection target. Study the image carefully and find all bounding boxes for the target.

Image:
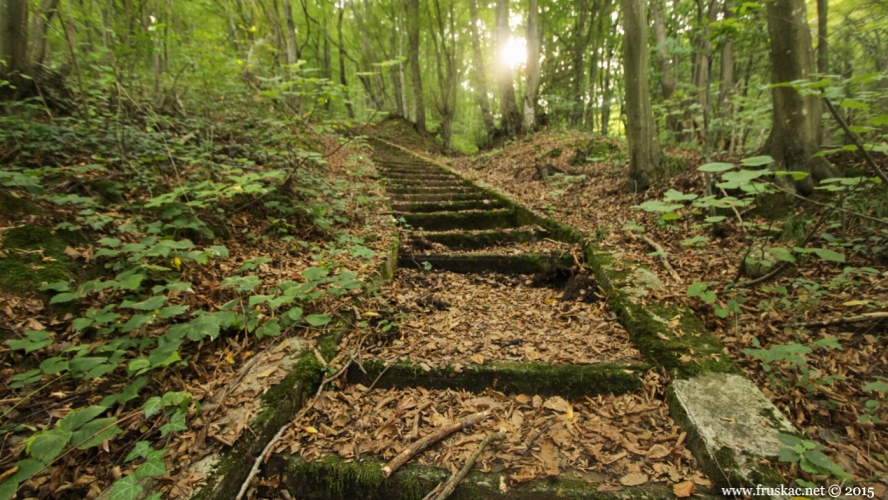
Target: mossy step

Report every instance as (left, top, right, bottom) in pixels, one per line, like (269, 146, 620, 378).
(378, 160, 434, 167)
(348, 359, 647, 398)
(391, 193, 490, 203)
(381, 168, 450, 176)
(384, 179, 470, 188)
(398, 252, 573, 274)
(383, 173, 458, 182)
(392, 200, 506, 214)
(400, 209, 519, 232)
(387, 186, 478, 195)
(270, 455, 715, 500)
(423, 229, 549, 249)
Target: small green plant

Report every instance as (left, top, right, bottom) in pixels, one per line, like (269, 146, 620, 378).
(776, 433, 851, 487)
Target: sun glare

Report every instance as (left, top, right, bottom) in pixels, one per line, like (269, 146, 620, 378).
(502, 36, 527, 69)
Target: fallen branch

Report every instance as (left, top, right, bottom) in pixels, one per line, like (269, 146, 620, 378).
(619, 226, 682, 283)
(433, 431, 506, 500)
(783, 312, 888, 328)
(382, 410, 491, 478)
(365, 360, 394, 393)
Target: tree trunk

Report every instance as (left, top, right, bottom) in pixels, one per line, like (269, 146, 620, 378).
(651, 0, 674, 100)
(718, 0, 734, 111)
(399, 29, 409, 120)
(621, 0, 659, 190)
(468, 0, 496, 141)
(570, 0, 589, 127)
(430, 0, 458, 152)
(601, 43, 614, 136)
(406, 0, 426, 132)
(28, 0, 59, 70)
(495, 0, 522, 136)
(816, 0, 827, 75)
(524, 0, 540, 132)
(282, 0, 299, 65)
(337, 6, 354, 118)
(763, 0, 834, 192)
(0, 0, 30, 97)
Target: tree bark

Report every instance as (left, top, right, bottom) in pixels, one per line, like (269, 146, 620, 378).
(406, 0, 426, 132)
(524, 0, 540, 132)
(28, 0, 59, 70)
(763, 0, 834, 192)
(430, 0, 458, 152)
(600, 42, 614, 136)
(282, 0, 299, 65)
(621, 0, 659, 190)
(495, 0, 522, 136)
(570, 0, 589, 127)
(337, 6, 354, 118)
(468, 0, 496, 141)
(816, 0, 827, 75)
(651, 0, 674, 100)
(0, 0, 30, 97)
(718, 0, 735, 112)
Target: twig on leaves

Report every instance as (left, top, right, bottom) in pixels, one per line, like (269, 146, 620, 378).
(365, 360, 394, 393)
(432, 431, 506, 500)
(618, 224, 682, 283)
(381, 410, 492, 478)
(783, 312, 888, 328)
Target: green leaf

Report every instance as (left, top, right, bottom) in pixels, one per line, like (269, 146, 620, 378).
(121, 295, 167, 311)
(699, 290, 717, 304)
(811, 337, 842, 350)
(740, 155, 774, 167)
(704, 216, 726, 223)
(721, 168, 768, 184)
(301, 266, 329, 281)
(8, 330, 53, 353)
(777, 447, 801, 463)
(159, 410, 187, 437)
(255, 319, 281, 339)
(134, 451, 167, 480)
(840, 98, 869, 110)
(662, 213, 682, 220)
(804, 450, 848, 477)
(633, 200, 685, 213)
(143, 397, 163, 418)
(663, 189, 698, 202)
(98, 237, 122, 247)
(863, 381, 888, 393)
(0, 459, 45, 499)
(125, 441, 152, 462)
(49, 292, 82, 304)
(109, 475, 143, 500)
(220, 275, 262, 292)
(59, 406, 108, 432)
(127, 358, 151, 375)
(777, 433, 804, 448)
(69, 357, 107, 374)
(71, 417, 121, 449)
(306, 314, 331, 326)
(764, 247, 796, 263)
(697, 162, 735, 172)
(29, 429, 72, 463)
(286, 307, 303, 322)
(39, 357, 69, 374)
(120, 314, 154, 333)
(687, 282, 708, 297)
(185, 315, 222, 342)
(870, 114, 888, 127)
(680, 236, 710, 246)
(794, 247, 845, 262)
(205, 245, 229, 258)
(158, 305, 189, 319)
(248, 294, 273, 307)
(39, 281, 70, 292)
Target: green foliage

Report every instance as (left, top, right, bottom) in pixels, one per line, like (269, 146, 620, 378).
(776, 433, 850, 487)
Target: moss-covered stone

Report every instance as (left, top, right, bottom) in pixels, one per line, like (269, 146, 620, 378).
(392, 193, 488, 203)
(387, 186, 476, 196)
(401, 210, 519, 232)
(0, 225, 82, 294)
(392, 200, 507, 214)
(0, 191, 41, 215)
(398, 252, 574, 274)
(424, 229, 547, 249)
(583, 245, 738, 379)
(347, 359, 647, 398)
(277, 454, 715, 500)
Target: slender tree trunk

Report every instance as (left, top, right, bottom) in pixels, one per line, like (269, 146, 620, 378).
(282, 0, 298, 65)
(524, 0, 540, 132)
(718, 0, 734, 111)
(621, 0, 659, 190)
(337, 6, 354, 118)
(468, 0, 496, 140)
(763, 0, 834, 192)
(399, 29, 409, 120)
(406, 0, 425, 131)
(28, 0, 59, 70)
(389, 5, 404, 117)
(651, 0, 674, 100)
(816, 0, 828, 75)
(495, 0, 522, 136)
(601, 44, 614, 136)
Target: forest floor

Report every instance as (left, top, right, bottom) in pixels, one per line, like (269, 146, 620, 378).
(1, 112, 887, 499)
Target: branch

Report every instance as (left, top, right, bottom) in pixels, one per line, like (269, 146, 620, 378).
(783, 311, 888, 328)
(381, 410, 491, 478)
(619, 225, 682, 283)
(432, 431, 506, 500)
(821, 93, 888, 187)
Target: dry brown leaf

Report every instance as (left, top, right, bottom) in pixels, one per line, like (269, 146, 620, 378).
(673, 480, 695, 498)
(538, 441, 561, 476)
(470, 353, 485, 365)
(596, 484, 622, 493)
(619, 472, 648, 486)
(256, 367, 277, 379)
(645, 443, 671, 459)
(543, 396, 570, 413)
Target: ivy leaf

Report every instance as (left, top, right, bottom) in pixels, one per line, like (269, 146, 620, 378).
(185, 315, 221, 341)
(302, 266, 329, 281)
(125, 441, 152, 462)
(143, 397, 163, 418)
(160, 410, 188, 437)
(109, 475, 143, 500)
(134, 451, 167, 480)
(28, 429, 72, 463)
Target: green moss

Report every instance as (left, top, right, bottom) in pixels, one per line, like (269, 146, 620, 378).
(280, 453, 699, 500)
(347, 359, 646, 398)
(0, 225, 82, 294)
(392, 200, 507, 214)
(401, 210, 519, 232)
(0, 191, 41, 215)
(424, 229, 546, 250)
